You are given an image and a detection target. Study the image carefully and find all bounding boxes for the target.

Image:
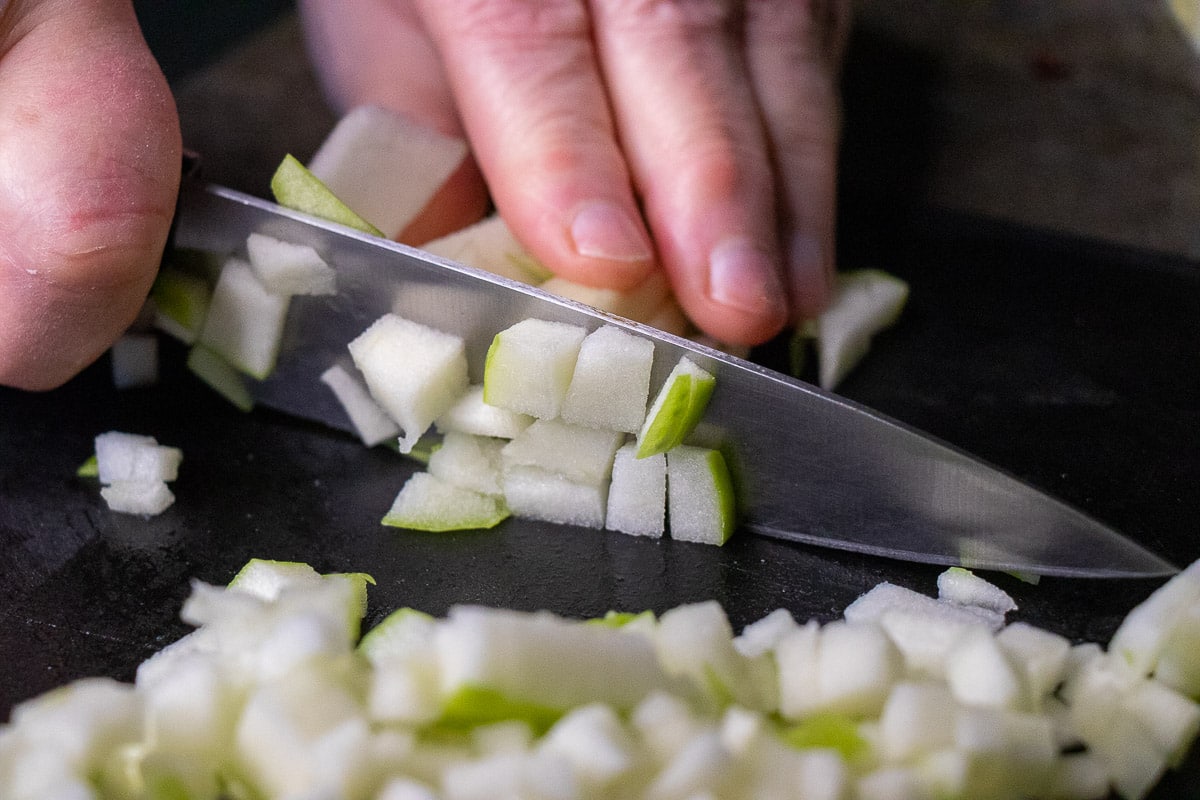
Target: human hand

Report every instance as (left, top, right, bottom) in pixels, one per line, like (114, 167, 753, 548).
(0, 0, 181, 390)
(299, 0, 849, 346)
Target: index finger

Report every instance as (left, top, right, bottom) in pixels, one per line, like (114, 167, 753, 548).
(414, 0, 657, 291)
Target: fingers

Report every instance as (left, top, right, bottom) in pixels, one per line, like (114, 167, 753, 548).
(0, 0, 181, 390)
(413, 0, 656, 291)
(588, 0, 788, 345)
(745, 0, 849, 321)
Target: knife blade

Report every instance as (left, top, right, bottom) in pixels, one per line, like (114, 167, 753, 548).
(170, 181, 1176, 579)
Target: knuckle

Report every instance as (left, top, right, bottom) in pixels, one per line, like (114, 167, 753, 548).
(673, 134, 773, 202)
(432, 0, 592, 43)
(594, 0, 739, 36)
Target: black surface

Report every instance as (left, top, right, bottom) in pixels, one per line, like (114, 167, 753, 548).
(2, 210, 1198, 796)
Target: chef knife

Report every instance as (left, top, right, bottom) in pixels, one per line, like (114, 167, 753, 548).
(170, 180, 1177, 579)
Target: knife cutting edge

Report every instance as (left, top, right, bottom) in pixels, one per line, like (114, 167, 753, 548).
(169, 181, 1178, 580)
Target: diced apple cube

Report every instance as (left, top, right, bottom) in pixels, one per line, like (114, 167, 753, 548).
(501, 466, 607, 529)
(878, 681, 958, 763)
(656, 601, 776, 712)
(814, 269, 909, 390)
(775, 619, 822, 718)
(381, 472, 508, 532)
(427, 432, 505, 496)
(604, 443, 666, 538)
(1108, 559, 1200, 677)
(501, 418, 623, 486)
(560, 325, 654, 433)
(995, 622, 1071, 704)
(198, 257, 290, 379)
(644, 729, 729, 800)
(307, 105, 468, 240)
(271, 154, 383, 236)
(1121, 679, 1200, 767)
(483, 318, 587, 419)
(541, 704, 637, 786)
(420, 214, 550, 283)
(734, 608, 798, 658)
(245, 232, 337, 296)
(319, 364, 401, 447)
(936, 567, 1017, 616)
(814, 621, 902, 718)
(94, 431, 181, 484)
(435, 605, 670, 713)
(435, 385, 534, 440)
(1155, 603, 1200, 698)
(844, 582, 997, 678)
(944, 629, 1024, 709)
(636, 356, 715, 458)
(99, 480, 175, 516)
(666, 445, 735, 546)
(348, 313, 469, 454)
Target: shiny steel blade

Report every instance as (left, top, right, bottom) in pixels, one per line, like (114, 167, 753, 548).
(172, 183, 1177, 579)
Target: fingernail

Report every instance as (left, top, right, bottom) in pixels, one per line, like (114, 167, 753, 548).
(707, 237, 787, 317)
(788, 232, 832, 311)
(569, 201, 652, 263)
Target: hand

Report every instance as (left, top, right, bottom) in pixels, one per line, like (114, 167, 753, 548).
(0, 0, 181, 390)
(299, 0, 849, 346)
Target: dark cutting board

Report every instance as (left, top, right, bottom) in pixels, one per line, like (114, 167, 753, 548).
(1, 209, 1198, 797)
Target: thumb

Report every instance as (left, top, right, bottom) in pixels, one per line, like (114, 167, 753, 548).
(0, 0, 181, 390)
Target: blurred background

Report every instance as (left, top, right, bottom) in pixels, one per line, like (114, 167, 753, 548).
(134, 1, 1200, 262)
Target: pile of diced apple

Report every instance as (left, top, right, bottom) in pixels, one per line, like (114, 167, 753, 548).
(341, 310, 735, 546)
(3, 557, 1197, 799)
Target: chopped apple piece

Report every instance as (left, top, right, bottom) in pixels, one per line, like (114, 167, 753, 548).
(435, 385, 533, 439)
(197, 257, 290, 380)
(501, 465, 608, 529)
(936, 567, 1018, 616)
(270, 153, 383, 236)
(604, 443, 666, 539)
(1108, 559, 1200, 677)
(812, 269, 909, 390)
(347, 313, 469, 454)
(427, 431, 506, 496)
(1156, 603, 1200, 698)
(100, 480, 175, 517)
(319, 364, 401, 447)
(420, 214, 550, 283)
(245, 232, 337, 296)
(635, 357, 715, 458)
(560, 324, 654, 433)
(666, 445, 735, 545)
(501, 418, 623, 486)
(483, 319, 587, 419)
(381, 472, 509, 532)
(995, 622, 1071, 704)
(95, 432, 181, 484)
(435, 605, 671, 713)
(307, 106, 468, 240)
